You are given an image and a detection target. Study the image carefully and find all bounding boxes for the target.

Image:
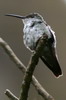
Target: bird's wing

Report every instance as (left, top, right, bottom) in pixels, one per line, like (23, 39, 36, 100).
(40, 42, 62, 77)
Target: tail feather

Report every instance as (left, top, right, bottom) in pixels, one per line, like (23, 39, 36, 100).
(40, 56, 62, 78)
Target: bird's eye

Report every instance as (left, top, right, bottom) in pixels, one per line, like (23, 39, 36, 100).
(26, 15, 34, 18)
(30, 21, 43, 27)
(38, 21, 43, 24)
(30, 22, 35, 27)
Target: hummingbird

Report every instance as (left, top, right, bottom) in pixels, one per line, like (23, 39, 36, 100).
(5, 13, 62, 78)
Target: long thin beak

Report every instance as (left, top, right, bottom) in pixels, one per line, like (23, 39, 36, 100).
(5, 14, 26, 19)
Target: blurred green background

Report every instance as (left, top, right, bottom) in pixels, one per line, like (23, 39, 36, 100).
(0, 0, 66, 100)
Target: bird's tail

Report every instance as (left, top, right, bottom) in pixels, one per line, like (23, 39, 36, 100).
(40, 56, 62, 78)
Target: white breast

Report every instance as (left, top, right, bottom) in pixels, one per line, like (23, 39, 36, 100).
(23, 21, 56, 51)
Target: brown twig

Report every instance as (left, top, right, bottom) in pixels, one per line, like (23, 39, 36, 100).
(19, 35, 49, 100)
(5, 89, 18, 100)
(0, 37, 54, 100)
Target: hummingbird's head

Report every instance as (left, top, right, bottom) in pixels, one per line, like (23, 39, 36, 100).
(22, 13, 44, 25)
(5, 13, 44, 25)
(23, 13, 43, 20)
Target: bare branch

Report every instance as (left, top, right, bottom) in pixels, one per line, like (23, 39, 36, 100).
(0, 38, 26, 73)
(32, 76, 54, 100)
(19, 34, 51, 100)
(0, 37, 54, 100)
(5, 89, 18, 100)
